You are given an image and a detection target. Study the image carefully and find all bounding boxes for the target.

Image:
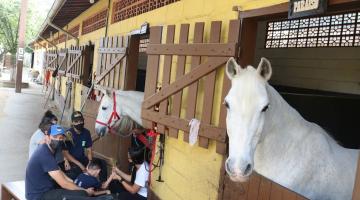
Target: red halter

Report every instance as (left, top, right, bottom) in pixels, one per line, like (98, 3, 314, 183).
(96, 91, 121, 133)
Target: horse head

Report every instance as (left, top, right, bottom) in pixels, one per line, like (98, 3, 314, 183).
(224, 57, 272, 182)
(95, 89, 144, 137)
(95, 89, 118, 136)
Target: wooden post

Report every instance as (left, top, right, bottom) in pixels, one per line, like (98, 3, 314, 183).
(15, 0, 28, 93)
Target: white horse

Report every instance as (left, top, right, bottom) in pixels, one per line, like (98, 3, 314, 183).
(95, 89, 144, 136)
(224, 57, 359, 200)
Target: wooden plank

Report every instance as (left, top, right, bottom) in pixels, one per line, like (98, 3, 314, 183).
(270, 183, 283, 200)
(66, 51, 82, 75)
(282, 189, 298, 200)
(247, 174, 261, 200)
(109, 36, 116, 88)
(68, 49, 82, 54)
(82, 45, 92, 86)
(352, 153, 360, 200)
(98, 47, 126, 54)
(141, 110, 226, 142)
(199, 21, 221, 148)
(217, 19, 241, 154)
(142, 26, 162, 128)
(120, 36, 129, 89)
(146, 43, 237, 56)
(100, 37, 108, 87)
(184, 22, 204, 142)
(158, 25, 175, 134)
(1, 181, 26, 200)
(258, 177, 272, 200)
(143, 57, 228, 109)
(124, 35, 140, 90)
(95, 53, 126, 84)
(97, 37, 105, 87)
(169, 24, 189, 138)
(113, 36, 121, 90)
(105, 37, 113, 88)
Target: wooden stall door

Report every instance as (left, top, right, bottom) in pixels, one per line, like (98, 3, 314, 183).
(84, 34, 139, 173)
(66, 45, 92, 85)
(46, 50, 57, 71)
(57, 49, 67, 75)
(141, 20, 241, 154)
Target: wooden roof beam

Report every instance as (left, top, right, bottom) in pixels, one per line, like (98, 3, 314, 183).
(47, 20, 79, 46)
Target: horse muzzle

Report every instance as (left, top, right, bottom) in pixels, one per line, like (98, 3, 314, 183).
(225, 158, 253, 182)
(95, 126, 107, 137)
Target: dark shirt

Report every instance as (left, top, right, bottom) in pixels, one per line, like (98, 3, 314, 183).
(64, 128, 92, 165)
(25, 144, 59, 200)
(74, 173, 101, 189)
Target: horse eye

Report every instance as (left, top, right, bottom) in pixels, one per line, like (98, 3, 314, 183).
(224, 101, 230, 109)
(102, 106, 107, 110)
(261, 104, 269, 112)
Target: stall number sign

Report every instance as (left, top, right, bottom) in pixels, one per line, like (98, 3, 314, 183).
(17, 48, 24, 61)
(289, 0, 327, 19)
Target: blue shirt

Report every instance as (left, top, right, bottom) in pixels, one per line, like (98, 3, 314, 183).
(25, 144, 59, 200)
(64, 128, 92, 165)
(28, 129, 45, 159)
(74, 173, 101, 189)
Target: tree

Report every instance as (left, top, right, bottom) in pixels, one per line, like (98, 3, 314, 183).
(0, 0, 52, 54)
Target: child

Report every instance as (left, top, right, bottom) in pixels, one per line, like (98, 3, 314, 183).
(74, 159, 114, 196)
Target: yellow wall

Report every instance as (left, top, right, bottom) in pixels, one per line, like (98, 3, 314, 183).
(36, 0, 287, 199)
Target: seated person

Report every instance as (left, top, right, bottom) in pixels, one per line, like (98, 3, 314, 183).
(109, 146, 150, 200)
(63, 111, 93, 179)
(26, 124, 94, 200)
(29, 110, 58, 158)
(74, 159, 113, 196)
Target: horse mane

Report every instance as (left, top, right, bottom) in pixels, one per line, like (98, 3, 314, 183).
(112, 115, 144, 136)
(266, 84, 341, 147)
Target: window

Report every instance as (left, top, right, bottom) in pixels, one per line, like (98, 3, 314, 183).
(265, 11, 360, 48)
(82, 10, 108, 35)
(112, 0, 180, 23)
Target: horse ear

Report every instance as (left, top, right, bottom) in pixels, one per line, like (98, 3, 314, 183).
(226, 57, 242, 80)
(257, 57, 272, 81)
(100, 89, 111, 97)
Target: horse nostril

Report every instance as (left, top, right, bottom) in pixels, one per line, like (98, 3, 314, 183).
(244, 164, 252, 176)
(225, 160, 233, 174)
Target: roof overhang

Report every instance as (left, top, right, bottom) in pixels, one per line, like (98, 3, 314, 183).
(35, 0, 99, 42)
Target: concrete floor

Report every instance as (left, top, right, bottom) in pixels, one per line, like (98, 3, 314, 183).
(0, 83, 46, 184)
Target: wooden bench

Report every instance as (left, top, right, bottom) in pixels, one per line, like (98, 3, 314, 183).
(1, 181, 26, 200)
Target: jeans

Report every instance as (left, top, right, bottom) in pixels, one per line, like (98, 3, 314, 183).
(41, 189, 115, 200)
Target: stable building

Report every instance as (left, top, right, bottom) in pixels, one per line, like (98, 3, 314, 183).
(30, 0, 360, 199)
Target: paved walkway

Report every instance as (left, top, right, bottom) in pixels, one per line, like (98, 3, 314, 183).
(0, 82, 46, 184)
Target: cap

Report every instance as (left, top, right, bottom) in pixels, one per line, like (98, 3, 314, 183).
(71, 111, 84, 122)
(50, 124, 65, 136)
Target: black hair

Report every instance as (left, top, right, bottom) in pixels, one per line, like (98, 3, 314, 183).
(87, 159, 101, 170)
(38, 117, 53, 134)
(128, 146, 148, 165)
(42, 110, 58, 123)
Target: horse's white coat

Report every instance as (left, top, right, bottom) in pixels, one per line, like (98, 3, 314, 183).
(95, 90, 144, 135)
(224, 57, 358, 200)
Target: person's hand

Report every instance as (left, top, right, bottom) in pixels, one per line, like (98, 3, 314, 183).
(113, 174, 122, 181)
(105, 190, 111, 195)
(79, 165, 86, 172)
(85, 187, 95, 196)
(64, 160, 71, 171)
(112, 166, 120, 174)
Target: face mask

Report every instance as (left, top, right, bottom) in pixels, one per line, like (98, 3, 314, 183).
(49, 139, 62, 152)
(74, 123, 84, 131)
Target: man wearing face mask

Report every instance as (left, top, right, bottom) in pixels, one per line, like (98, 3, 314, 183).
(63, 111, 93, 180)
(26, 124, 94, 200)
